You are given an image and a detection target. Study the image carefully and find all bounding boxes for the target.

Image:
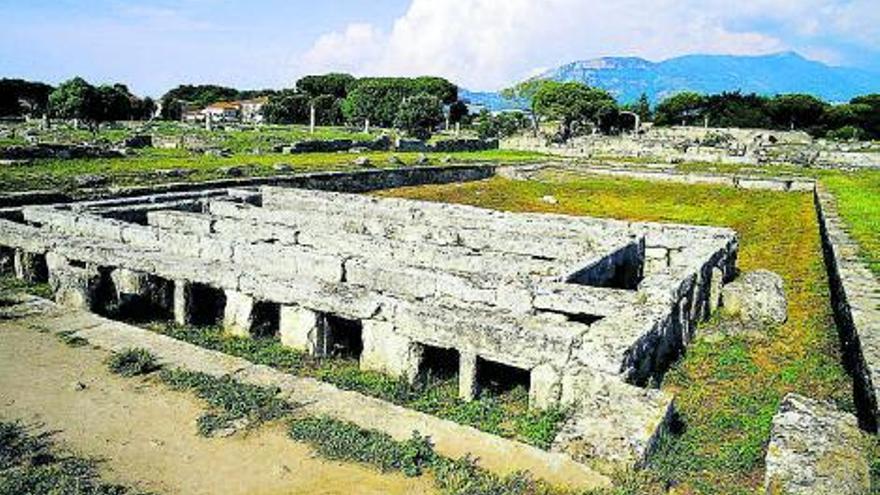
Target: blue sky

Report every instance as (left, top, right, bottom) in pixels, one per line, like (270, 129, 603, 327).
(1, 0, 878, 96)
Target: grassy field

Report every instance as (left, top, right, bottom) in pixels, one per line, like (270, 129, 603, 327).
(378, 174, 853, 494)
(0, 148, 546, 194)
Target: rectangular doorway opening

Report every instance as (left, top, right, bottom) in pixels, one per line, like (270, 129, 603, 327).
(190, 283, 226, 326)
(324, 315, 363, 359)
(251, 301, 280, 338)
(477, 357, 531, 396)
(419, 345, 459, 384)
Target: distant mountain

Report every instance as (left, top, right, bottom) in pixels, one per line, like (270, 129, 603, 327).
(461, 52, 880, 111)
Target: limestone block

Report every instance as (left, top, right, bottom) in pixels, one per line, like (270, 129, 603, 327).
(555, 369, 674, 467)
(722, 269, 787, 325)
(223, 290, 255, 337)
(46, 255, 100, 311)
(174, 280, 192, 326)
(764, 394, 870, 495)
(530, 363, 562, 409)
(459, 351, 478, 401)
(279, 305, 327, 356)
(360, 320, 422, 383)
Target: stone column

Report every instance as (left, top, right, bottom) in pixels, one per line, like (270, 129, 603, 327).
(458, 351, 479, 401)
(279, 305, 327, 356)
(529, 363, 562, 410)
(223, 290, 255, 337)
(173, 280, 192, 326)
(14, 249, 46, 283)
(45, 253, 99, 311)
(360, 320, 422, 383)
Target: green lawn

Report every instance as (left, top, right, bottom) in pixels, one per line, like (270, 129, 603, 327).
(379, 174, 852, 494)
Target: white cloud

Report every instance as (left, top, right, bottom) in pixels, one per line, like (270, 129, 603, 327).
(298, 0, 880, 89)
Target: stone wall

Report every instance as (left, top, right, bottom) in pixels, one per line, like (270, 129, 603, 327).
(499, 163, 816, 193)
(0, 186, 738, 466)
(815, 185, 880, 432)
(0, 164, 496, 209)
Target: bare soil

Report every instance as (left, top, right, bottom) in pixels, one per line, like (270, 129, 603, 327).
(0, 321, 433, 495)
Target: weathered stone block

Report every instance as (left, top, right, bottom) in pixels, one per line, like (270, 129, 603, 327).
(223, 290, 255, 337)
(459, 351, 478, 401)
(764, 394, 870, 495)
(360, 320, 422, 383)
(722, 269, 787, 325)
(279, 305, 326, 356)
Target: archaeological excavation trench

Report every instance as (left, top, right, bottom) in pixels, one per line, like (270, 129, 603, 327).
(0, 167, 740, 473)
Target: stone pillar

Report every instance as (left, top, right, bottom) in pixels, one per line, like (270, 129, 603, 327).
(223, 290, 255, 337)
(529, 363, 562, 409)
(45, 253, 99, 311)
(360, 320, 422, 383)
(14, 249, 46, 283)
(709, 267, 723, 315)
(279, 305, 327, 356)
(173, 280, 192, 326)
(459, 351, 479, 401)
(309, 104, 316, 134)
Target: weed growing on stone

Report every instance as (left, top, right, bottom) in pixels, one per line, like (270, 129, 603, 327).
(106, 348, 161, 377)
(0, 421, 149, 495)
(158, 369, 294, 437)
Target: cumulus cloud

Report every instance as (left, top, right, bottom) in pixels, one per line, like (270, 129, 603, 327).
(298, 0, 880, 89)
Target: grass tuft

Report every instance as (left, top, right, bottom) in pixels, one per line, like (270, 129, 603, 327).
(106, 348, 161, 377)
(158, 369, 294, 437)
(0, 421, 149, 495)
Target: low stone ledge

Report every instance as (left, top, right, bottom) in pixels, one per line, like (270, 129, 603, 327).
(3, 297, 611, 490)
(815, 186, 880, 432)
(764, 393, 871, 495)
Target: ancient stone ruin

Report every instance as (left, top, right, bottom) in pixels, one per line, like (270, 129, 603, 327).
(0, 184, 737, 466)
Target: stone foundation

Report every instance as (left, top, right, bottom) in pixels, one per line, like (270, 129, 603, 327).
(0, 185, 738, 466)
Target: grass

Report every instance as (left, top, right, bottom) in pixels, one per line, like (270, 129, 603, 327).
(106, 348, 161, 377)
(822, 170, 880, 277)
(0, 147, 546, 194)
(289, 415, 664, 495)
(147, 322, 567, 448)
(0, 274, 52, 300)
(0, 421, 149, 495)
(158, 368, 294, 437)
(378, 174, 852, 494)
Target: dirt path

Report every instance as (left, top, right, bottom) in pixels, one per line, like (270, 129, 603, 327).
(0, 321, 433, 495)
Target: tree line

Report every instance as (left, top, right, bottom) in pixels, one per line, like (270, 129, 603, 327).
(3, 75, 877, 141)
(495, 80, 880, 141)
(0, 74, 468, 139)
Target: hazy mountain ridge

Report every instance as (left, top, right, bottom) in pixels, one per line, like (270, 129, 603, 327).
(462, 52, 880, 111)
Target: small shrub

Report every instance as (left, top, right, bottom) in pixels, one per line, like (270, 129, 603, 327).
(288, 416, 435, 476)
(57, 330, 89, 348)
(107, 348, 161, 377)
(159, 369, 293, 436)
